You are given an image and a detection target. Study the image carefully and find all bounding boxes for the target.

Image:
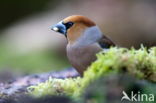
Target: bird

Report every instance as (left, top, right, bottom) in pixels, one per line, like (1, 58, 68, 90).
(51, 15, 115, 76)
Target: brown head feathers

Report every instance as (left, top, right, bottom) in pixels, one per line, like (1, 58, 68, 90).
(63, 15, 96, 27)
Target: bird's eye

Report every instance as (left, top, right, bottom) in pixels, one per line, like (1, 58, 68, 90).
(64, 22, 74, 30)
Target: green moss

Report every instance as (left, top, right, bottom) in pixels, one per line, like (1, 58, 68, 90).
(28, 77, 82, 98)
(27, 47, 156, 98)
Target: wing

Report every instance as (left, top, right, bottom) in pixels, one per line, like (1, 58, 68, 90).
(98, 35, 115, 49)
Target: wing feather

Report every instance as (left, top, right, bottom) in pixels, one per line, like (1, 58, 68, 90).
(98, 35, 115, 49)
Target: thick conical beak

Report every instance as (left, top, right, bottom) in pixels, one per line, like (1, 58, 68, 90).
(51, 21, 66, 35)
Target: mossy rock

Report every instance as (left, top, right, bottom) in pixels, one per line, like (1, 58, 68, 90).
(28, 46, 156, 100)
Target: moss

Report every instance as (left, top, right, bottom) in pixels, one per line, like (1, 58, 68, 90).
(28, 77, 82, 98)
(28, 47, 156, 98)
(86, 46, 156, 81)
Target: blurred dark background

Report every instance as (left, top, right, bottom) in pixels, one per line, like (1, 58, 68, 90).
(0, 0, 61, 29)
(0, 0, 156, 75)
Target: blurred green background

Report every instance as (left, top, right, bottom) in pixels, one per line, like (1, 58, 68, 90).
(0, 0, 156, 74)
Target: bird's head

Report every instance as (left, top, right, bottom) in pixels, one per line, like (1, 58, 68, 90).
(51, 15, 102, 45)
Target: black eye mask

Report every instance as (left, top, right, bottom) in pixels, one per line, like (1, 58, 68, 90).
(63, 22, 74, 30)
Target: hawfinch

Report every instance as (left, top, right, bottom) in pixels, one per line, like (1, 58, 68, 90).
(51, 15, 115, 75)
